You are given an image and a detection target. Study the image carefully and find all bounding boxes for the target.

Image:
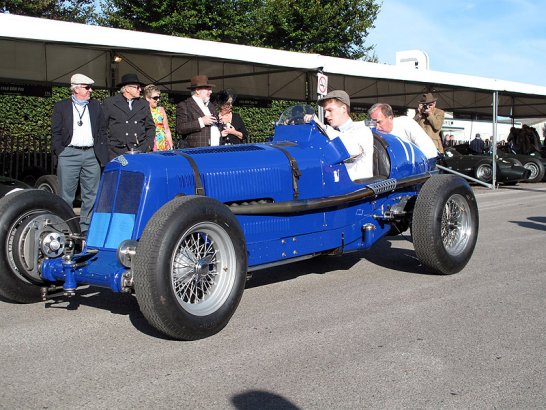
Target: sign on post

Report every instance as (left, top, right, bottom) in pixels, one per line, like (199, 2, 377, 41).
(317, 73, 328, 122)
(317, 73, 328, 96)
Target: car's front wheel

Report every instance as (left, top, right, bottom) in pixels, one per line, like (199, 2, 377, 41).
(0, 190, 80, 302)
(473, 160, 493, 183)
(133, 196, 247, 340)
(412, 175, 479, 275)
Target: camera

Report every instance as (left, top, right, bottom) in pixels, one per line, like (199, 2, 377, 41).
(421, 103, 431, 111)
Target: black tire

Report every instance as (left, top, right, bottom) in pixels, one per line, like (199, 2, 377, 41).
(522, 158, 545, 183)
(133, 196, 248, 340)
(0, 189, 80, 303)
(35, 174, 59, 195)
(473, 160, 493, 183)
(412, 175, 479, 275)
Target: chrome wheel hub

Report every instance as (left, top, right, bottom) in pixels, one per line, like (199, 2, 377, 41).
(171, 222, 236, 316)
(441, 194, 472, 256)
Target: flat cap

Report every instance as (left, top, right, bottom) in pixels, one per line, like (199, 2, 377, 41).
(318, 90, 350, 107)
(70, 73, 94, 85)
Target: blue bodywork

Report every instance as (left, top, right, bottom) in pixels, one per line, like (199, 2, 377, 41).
(41, 119, 433, 293)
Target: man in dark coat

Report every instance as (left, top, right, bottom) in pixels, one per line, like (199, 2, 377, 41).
(102, 73, 155, 159)
(51, 73, 109, 232)
(176, 75, 221, 147)
(469, 133, 485, 154)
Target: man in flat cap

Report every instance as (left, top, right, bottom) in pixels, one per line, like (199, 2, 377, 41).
(176, 75, 221, 148)
(102, 73, 155, 159)
(414, 92, 445, 153)
(317, 90, 374, 181)
(51, 73, 109, 233)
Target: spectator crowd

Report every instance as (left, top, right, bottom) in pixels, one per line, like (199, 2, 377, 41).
(52, 72, 249, 232)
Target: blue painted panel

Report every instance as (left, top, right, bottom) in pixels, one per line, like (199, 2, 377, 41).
(104, 213, 136, 249)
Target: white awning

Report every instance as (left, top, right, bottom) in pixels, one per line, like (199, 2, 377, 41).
(1, 13, 546, 117)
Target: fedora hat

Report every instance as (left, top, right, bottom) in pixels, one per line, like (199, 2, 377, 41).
(188, 75, 216, 89)
(116, 73, 144, 88)
(418, 93, 437, 104)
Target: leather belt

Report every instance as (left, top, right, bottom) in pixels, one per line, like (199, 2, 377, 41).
(68, 145, 93, 150)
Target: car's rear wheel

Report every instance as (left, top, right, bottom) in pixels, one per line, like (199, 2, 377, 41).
(134, 196, 247, 340)
(0, 190, 80, 303)
(522, 158, 545, 183)
(412, 175, 479, 275)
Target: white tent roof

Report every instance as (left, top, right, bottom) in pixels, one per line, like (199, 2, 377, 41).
(1, 13, 546, 117)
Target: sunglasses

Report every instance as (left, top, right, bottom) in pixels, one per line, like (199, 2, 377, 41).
(151, 96, 160, 101)
(127, 85, 141, 90)
(79, 85, 92, 90)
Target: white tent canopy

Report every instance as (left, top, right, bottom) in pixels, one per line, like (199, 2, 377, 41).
(1, 13, 546, 118)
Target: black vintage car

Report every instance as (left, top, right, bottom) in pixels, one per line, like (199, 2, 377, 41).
(452, 143, 545, 183)
(495, 145, 546, 183)
(440, 148, 530, 184)
(0, 176, 29, 198)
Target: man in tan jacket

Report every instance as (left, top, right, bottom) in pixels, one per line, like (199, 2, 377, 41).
(413, 93, 444, 153)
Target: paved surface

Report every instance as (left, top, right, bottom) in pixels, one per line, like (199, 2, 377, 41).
(1, 183, 545, 409)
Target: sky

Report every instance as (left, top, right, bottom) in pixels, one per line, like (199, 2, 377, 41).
(367, 0, 546, 87)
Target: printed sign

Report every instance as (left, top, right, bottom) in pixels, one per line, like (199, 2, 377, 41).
(317, 73, 328, 95)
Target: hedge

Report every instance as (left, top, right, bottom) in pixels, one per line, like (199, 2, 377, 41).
(0, 87, 368, 152)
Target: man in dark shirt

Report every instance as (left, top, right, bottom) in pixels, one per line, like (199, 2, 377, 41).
(469, 133, 485, 154)
(102, 73, 155, 159)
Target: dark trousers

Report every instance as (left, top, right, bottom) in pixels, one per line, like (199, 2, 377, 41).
(57, 147, 101, 232)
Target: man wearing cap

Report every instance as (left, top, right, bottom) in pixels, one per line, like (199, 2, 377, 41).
(176, 75, 221, 148)
(414, 93, 445, 153)
(102, 73, 155, 159)
(317, 90, 374, 181)
(368, 102, 438, 159)
(51, 73, 109, 233)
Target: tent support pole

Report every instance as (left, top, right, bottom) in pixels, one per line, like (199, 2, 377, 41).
(491, 91, 499, 190)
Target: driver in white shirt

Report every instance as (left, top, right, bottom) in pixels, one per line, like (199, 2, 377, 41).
(368, 102, 438, 159)
(317, 90, 374, 181)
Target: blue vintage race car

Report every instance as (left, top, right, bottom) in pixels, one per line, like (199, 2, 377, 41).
(0, 105, 479, 340)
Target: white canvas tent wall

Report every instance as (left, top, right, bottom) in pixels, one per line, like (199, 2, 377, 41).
(1, 13, 546, 119)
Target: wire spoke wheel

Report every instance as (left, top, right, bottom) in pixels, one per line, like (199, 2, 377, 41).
(134, 196, 247, 340)
(441, 194, 472, 256)
(171, 222, 235, 316)
(412, 175, 479, 275)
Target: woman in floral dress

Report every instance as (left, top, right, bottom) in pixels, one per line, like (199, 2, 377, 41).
(144, 84, 173, 151)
